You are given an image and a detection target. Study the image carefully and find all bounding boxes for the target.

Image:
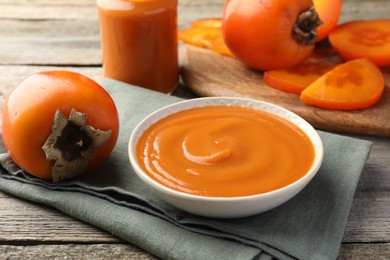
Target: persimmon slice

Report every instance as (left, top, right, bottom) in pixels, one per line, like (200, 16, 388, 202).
(209, 38, 234, 57)
(300, 58, 385, 110)
(264, 63, 336, 95)
(192, 18, 222, 28)
(329, 20, 390, 67)
(178, 27, 221, 48)
(178, 19, 233, 57)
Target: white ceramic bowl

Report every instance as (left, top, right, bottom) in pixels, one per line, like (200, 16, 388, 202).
(128, 97, 323, 218)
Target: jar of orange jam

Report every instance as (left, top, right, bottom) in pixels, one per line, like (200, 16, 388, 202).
(97, 0, 179, 93)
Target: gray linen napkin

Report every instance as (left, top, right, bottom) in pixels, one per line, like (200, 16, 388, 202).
(0, 78, 372, 260)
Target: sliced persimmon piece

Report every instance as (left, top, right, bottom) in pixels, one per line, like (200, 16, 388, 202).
(178, 27, 221, 48)
(209, 37, 234, 57)
(264, 63, 336, 95)
(300, 58, 384, 110)
(192, 18, 222, 28)
(329, 20, 390, 67)
(178, 23, 233, 57)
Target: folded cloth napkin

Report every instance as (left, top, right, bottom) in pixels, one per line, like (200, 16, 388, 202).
(0, 78, 372, 260)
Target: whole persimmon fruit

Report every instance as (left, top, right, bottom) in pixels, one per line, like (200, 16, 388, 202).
(222, 0, 322, 71)
(1, 70, 119, 182)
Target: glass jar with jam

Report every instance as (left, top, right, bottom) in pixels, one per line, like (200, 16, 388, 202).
(97, 0, 179, 93)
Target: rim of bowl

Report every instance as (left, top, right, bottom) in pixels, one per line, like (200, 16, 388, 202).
(128, 97, 324, 202)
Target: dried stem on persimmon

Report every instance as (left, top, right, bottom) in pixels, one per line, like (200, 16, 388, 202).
(293, 6, 323, 45)
(42, 109, 111, 182)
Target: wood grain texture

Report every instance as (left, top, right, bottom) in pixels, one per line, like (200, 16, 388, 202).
(338, 243, 390, 259)
(0, 244, 158, 259)
(181, 44, 390, 137)
(0, 0, 389, 259)
(0, 195, 118, 243)
(2, 0, 388, 66)
(0, 244, 387, 260)
(355, 136, 390, 192)
(0, 243, 388, 259)
(343, 192, 390, 242)
(0, 0, 225, 65)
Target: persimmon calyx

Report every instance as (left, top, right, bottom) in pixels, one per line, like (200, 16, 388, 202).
(42, 109, 112, 182)
(293, 6, 322, 45)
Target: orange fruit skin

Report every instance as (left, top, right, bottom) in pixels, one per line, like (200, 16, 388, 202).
(1, 70, 119, 180)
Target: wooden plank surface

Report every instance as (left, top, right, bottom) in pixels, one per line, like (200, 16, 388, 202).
(0, 0, 389, 259)
(1, 0, 389, 66)
(0, 244, 158, 259)
(181, 45, 390, 137)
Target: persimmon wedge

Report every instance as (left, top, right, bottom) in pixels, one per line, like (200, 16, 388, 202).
(329, 20, 390, 67)
(264, 63, 336, 95)
(178, 19, 233, 57)
(178, 27, 220, 48)
(192, 18, 222, 28)
(300, 58, 384, 110)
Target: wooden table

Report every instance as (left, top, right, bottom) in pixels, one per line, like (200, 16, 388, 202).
(0, 0, 389, 258)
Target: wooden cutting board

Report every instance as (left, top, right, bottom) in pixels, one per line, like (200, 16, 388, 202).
(180, 44, 390, 137)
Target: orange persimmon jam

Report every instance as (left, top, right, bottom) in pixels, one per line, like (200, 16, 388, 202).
(97, 0, 178, 93)
(136, 106, 315, 197)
